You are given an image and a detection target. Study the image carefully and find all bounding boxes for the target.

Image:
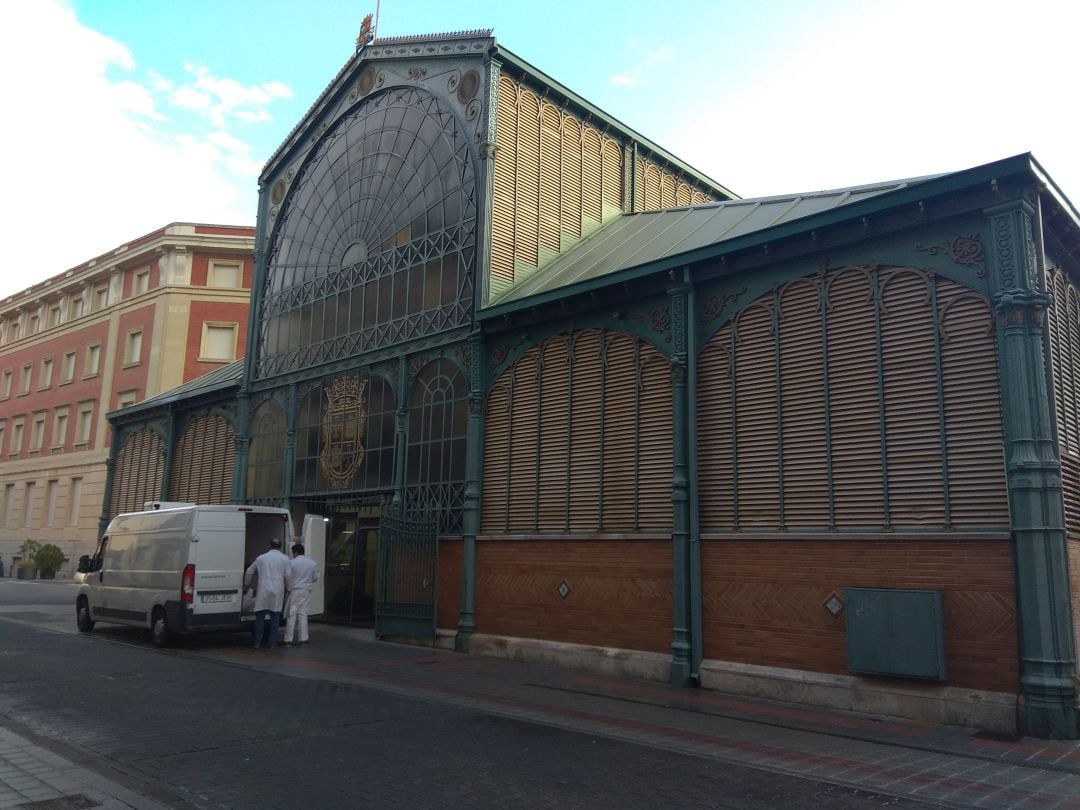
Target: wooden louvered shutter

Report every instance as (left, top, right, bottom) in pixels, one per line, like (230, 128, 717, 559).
(602, 332, 637, 530)
(507, 349, 539, 532)
(560, 117, 583, 239)
(938, 286, 1008, 527)
(539, 102, 562, 258)
(690, 190, 711, 206)
(110, 429, 164, 517)
(826, 270, 885, 527)
(581, 128, 603, 224)
(482, 380, 512, 532)
(643, 163, 662, 211)
(734, 304, 780, 527)
(676, 182, 692, 207)
(1065, 285, 1080, 455)
(516, 89, 540, 267)
(568, 331, 602, 529)
(637, 347, 673, 531)
(537, 337, 571, 530)
(778, 280, 829, 527)
(698, 326, 735, 530)
(601, 139, 623, 215)
(491, 74, 518, 287)
(879, 271, 944, 525)
(168, 415, 235, 504)
(661, 173, 676, 209)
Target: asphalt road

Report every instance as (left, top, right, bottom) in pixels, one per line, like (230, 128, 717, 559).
(0, 581, 925, 809)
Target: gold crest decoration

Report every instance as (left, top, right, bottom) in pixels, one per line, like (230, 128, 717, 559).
(320, 377, 369, 489)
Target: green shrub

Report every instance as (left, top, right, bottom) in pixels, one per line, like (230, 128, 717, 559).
(34, 544, 66, 574)
(18, 539, 41, 560)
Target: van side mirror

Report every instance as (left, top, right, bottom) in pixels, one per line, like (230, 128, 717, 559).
(77, 555, 91, 574)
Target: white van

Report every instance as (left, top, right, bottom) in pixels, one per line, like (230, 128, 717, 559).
(75, 504, 326, 646)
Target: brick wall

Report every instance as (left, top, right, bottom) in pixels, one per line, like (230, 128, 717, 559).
(702, 538, 1018, 693)
(474, 538, 672, 653)
(184, 301, 249, 380)
(437, 537, 462, 632)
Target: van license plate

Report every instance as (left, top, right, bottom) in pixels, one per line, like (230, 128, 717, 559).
(200, 594, 233, 603)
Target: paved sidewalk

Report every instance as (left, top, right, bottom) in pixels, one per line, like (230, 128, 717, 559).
(197, 625, 1080, 809)
(0, 724, 169, 810)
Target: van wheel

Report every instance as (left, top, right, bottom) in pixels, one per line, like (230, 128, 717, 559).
(76, 598, 95, 633)
(150, 608, 170, 648)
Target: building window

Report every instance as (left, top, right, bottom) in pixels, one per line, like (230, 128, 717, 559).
(69, 477, 83, 526)
(28, 313, 39, 334)
(39, 357, 53, 389)
(1, 369, 11, 398)
(208, 260, 242, 288)
(11, 318, 21, 340)
(200, 323, 237, 362)
(47, 304, 61, 328)
(10, 418, 23, 455)
(77, 403, 94, 444)
(2, 483, 14, 529)
(53, 408, 68, 449)
(70, 295, 85, 319)
(0, 421, 4, 455)
(24, 481, 35, 528)
(19, 364, 32, 395)
(85, 344, 101, 377)
(30, 413, 45, 451)
(134, 270, 150, 295)
(125, 330, 143, 366)
(61, 351, 76, 384)
(45, 479, 59, 527)
(117, 390, 138, 410)
(94, 285, 109, 311)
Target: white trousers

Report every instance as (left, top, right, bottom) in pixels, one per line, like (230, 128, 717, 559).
(284, 588, 313, 643)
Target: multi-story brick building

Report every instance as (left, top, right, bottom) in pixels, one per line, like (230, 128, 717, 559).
(0, 223, 254, 573)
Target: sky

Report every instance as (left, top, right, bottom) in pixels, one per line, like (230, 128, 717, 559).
(0, 0, 1077, 300)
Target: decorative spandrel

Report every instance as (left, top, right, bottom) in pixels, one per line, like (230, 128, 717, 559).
(257, 86, 477, 379)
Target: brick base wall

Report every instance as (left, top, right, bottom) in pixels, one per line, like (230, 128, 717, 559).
(702, 538, 1018, 693)
(472, 538, 672, 653)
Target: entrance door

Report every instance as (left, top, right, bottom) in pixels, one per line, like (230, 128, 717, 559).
(322, 511, 379, 625)
(375, 508, 438, 639)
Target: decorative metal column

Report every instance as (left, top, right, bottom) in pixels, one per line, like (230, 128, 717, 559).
(392, 356, 409, 509)
(160, 406, 177, 502)
(457, 334, 484, 651)
(282, 382, 298, 511)
(669, 279, 693, 685)
(232, 394, 249, 503)
(986, 198, 1078, 738)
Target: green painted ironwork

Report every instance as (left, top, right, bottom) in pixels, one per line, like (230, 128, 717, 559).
(669, 281, 692, 686)
(930, 281, 952, 526)
(986, 198, 1078, 739)
(686, 270, 704, 681)
(375, 506, 439, 640)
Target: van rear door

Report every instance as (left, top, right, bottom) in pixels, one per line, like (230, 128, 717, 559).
(301, 514, 327, 617)
(191, 509, 246, 618)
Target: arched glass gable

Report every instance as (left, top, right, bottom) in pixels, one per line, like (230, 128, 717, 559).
(257, 86, 477, 378)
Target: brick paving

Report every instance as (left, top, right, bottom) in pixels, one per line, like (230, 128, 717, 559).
(1, 591, 1079, 808)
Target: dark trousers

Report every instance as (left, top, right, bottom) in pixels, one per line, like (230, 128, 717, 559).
(252, 610, 281, 647)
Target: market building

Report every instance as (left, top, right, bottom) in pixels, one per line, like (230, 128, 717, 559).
(105, 31, 1080, 738)
(0, 224, 254, 573)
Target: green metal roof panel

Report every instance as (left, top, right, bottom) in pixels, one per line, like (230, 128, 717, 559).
(486, 176, 942, 309)
(108, 359, 245, 419)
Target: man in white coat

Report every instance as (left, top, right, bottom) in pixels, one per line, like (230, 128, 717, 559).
(284, 543, 319, 646)
(244, 537, 290, 648)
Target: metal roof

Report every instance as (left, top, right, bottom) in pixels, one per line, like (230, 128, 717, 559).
(108, 359, 244, 420)
(485, 174, 943, 311)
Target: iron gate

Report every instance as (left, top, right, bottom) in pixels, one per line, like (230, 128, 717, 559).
(375, 507, 438, 639)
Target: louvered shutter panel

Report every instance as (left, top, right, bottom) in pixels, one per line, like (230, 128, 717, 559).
(937, 286, 1008, 526)
(778, 280, 829, 527)
(676, 182, 692, 207)
(568, 331, 603, 530)
(110, 429, 164, 517)
(491, 75, 518, 287)
(516, 89, 540, 267)
(537, 337, 571, 530)
(880, 271, 945, 525)
(539, 102, 562, 257)
(581, 128, 603, 224)
(560, 117, 583, 239)
(733, 304, 780, 527)
(482, 380, 512, 532)
(507, 350, 539, 531)
(826, 270, 885, 527)
(601, 332, 637, 530)
(637, 348, 673, 531)
(1066, 285, 1080, 455)
(601, 139, 623, 215)
(643, 163, 662, 211)
(698, 326, 735, 530)
(168, 415, 234, 504)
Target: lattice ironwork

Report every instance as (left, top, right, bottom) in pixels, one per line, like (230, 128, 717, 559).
(257, 86, 477, 379)
(376, 505, 439, 639)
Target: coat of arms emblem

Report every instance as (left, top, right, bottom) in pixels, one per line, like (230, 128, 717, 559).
(320, 377, 369, 489)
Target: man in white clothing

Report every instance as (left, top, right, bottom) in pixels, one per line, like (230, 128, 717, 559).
(244, 537, 290, 648)
(284, 543, 319, 645)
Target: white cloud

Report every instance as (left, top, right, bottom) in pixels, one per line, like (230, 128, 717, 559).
(610, 41, 676, 90)
(0, 0, 290, 299)
(611, 74, 635, 88)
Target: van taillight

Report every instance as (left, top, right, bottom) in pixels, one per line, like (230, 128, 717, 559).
(181, 564, 195, 603)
